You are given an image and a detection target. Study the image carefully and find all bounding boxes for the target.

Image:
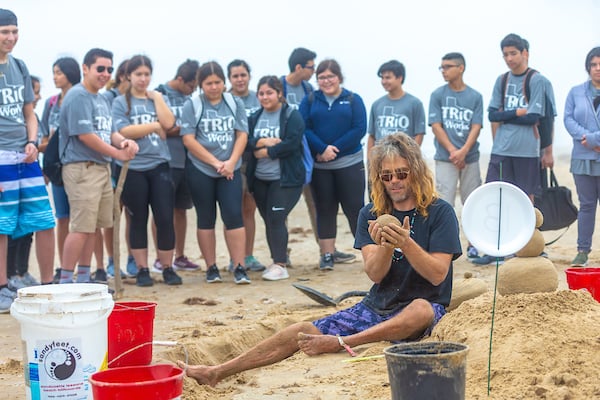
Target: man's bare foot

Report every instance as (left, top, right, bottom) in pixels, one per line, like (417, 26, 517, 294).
(297, 332, 341, 356)
(176, 361, 220, 387)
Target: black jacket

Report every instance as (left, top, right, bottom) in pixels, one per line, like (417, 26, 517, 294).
(246, 103, 305, 191)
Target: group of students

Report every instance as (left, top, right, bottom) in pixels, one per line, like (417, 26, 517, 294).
(2, 3, 600, 318)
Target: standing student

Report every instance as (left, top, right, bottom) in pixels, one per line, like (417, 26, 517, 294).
(227, 59, 265, 272)
(41, 57, 109, 283)
(0, 9, 55, 313)
(247, 76, 305, 281)
(475, 33, 553, 265)
(112, 54, 181, 287)
(180, 61, 251, 285)
(564, 47, 600, 267)
(300, 59, 367, 270)
(6, 75, 44, 290)
(367, 60, 426, 156)
(428, 52, 483, 260)
(58, 48, 138, 285)
(101, 58, 137, 278)
(152, 59, 200, 273)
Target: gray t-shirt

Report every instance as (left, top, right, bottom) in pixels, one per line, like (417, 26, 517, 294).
(180, 93, 249, 177)
(159, 84, 190, 169)
(428, 85, 484, 164)
(488, 72, 544, 157)
(60, 83, 114, 164)
(285, 81, 312, 109)
(237, 91, 260, 117)
(112, 95, 171, 171)
(253, 109, 281, 180)
(368, 93, 426, 142)
(0, 55, 35, 151)
(41, 96, 60, 138)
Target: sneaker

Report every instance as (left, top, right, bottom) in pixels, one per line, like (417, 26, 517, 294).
(0, 287, 16, 314)
(135, 268, 154, 287)
(332, 249, 356, 264)
(466, 245, 479, 260)
(571, 251, 588, 267)
(106, 258, 128, 279)
(233, 264, 251, 284)
(53, 268, 61, 284)
(206, 264, 222, 283)
(244, 255, 266, 272)
(162, 267, 183, 285)
(262, 264, 289, 281)
(8, 275, 26, 291)
(106, 257, 114, 276)
(227, 260, 235, 273)
(471, 255, 504, 266)
(126, 255, 138, 277)
(319, 253, 334, 271)
(20, 272, 40, 287)
(152, 259, 164, 273)
(173, 256, 200, 271)
(91, 269, 108, 283)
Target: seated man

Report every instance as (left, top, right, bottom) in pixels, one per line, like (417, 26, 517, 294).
(179, 132, 461, 387)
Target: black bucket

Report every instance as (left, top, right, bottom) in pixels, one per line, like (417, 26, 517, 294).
(383, 341, 469, 400)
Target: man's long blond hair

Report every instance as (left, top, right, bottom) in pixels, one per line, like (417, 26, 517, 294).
(368, 133, 437, 217)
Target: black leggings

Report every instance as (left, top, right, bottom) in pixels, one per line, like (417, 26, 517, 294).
(185, 163, 244, 230)
(310, 161, 365, 239)
(7, 233, 33, 277)
(253, 179, 303, 264)
(118, 163, 175, 250)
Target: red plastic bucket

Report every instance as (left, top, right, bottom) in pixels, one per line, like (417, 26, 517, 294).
(108, 301, 157, 367)
(89, 364, 184, 400)
(565, 267, 600, 302)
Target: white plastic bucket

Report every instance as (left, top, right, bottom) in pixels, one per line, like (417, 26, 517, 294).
(10, 283, 114, 400)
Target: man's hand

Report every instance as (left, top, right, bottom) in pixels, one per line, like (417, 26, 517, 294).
(448, 147, 467, 170)
(379, 216, 411, 249)
(24, 142, 38, 163)
(115, 139, 138, 161)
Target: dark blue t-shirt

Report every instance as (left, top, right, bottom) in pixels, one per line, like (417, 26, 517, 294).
(354, 199, 462, 314)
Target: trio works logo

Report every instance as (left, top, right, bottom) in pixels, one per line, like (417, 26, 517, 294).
(37, 341, 81, 381)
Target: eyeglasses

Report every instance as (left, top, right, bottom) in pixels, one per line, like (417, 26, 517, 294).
(438, 64, 460, 71)
(96, 66, 114, 74)
(302, 64, 315, 70)
(379, 169, 410, 182)
(317, 74, 337, 82)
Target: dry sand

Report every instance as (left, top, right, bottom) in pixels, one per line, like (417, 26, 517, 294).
(1, 153, 600, 399)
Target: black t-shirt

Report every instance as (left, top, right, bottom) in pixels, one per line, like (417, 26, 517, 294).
(354, 199, 462, 314)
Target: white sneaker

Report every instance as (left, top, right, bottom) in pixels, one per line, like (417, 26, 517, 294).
(262, 264, 289, 281)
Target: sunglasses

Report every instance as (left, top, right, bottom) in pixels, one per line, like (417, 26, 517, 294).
(379, 169, 410, 182)
(96, 66, 114, 74)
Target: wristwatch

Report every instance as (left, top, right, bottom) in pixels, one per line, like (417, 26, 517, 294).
(26, 140, 38, 148)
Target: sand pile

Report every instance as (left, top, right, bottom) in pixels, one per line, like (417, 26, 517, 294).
(431, 290, 600, 399)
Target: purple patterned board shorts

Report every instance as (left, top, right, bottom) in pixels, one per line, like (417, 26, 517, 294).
(312, 301, 446, 342)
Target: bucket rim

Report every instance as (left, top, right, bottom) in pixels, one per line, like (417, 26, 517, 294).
(112, 301, 157, 311)
(89, 364, 184, 387)
(383, 341, 469, 357)
(565, 267, 600, 274)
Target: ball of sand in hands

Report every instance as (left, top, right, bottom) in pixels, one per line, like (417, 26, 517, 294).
(369, 214, 402, 245)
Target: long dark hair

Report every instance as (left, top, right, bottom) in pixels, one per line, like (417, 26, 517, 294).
(124, 54, 152, 115)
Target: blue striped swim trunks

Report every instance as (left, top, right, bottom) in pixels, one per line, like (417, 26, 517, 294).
(0, 151, 55, 237)
(312, 300, 446, 341)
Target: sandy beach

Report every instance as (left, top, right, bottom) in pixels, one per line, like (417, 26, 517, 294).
(1, 153, 600, 399)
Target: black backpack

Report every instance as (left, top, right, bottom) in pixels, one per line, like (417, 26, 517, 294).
(42, 128, 65, 186)
(501, 68, 555, 149)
